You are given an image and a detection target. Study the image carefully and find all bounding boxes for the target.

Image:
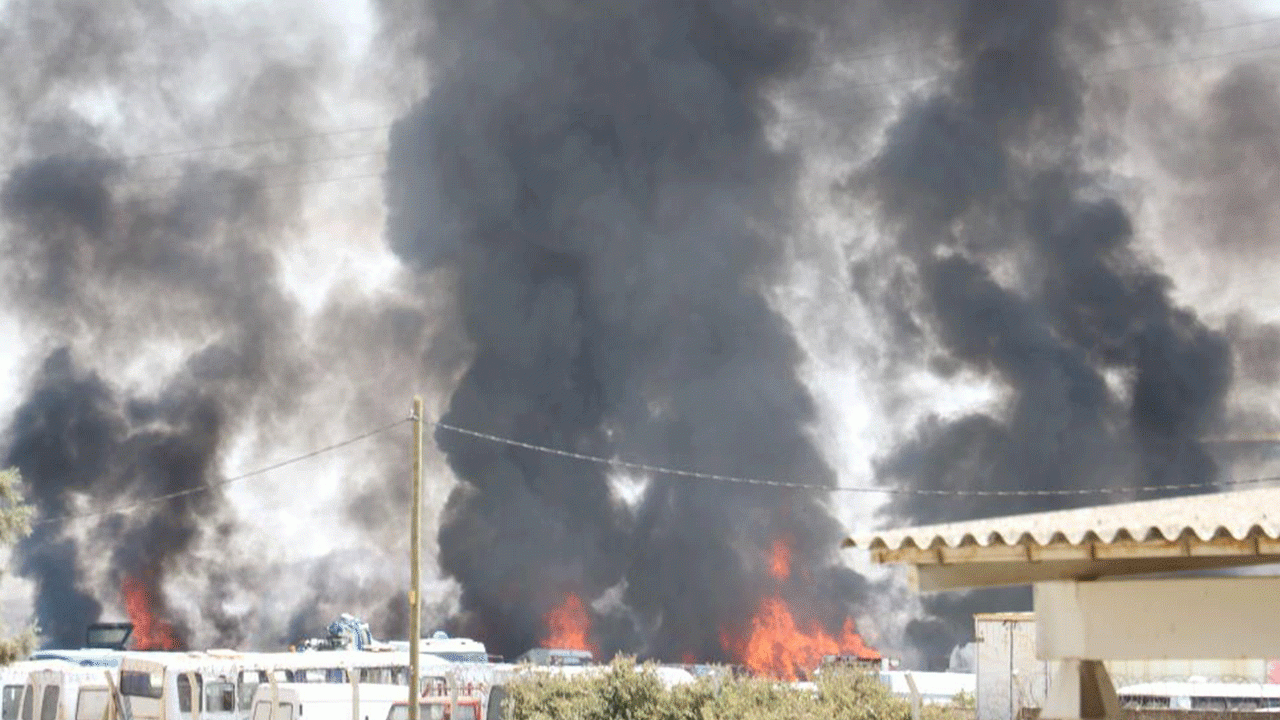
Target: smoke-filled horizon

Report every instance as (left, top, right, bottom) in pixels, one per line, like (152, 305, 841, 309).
(1, 0, 1279, 668)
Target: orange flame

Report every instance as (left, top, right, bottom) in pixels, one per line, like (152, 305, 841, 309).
(721, 537, 879, 679)
(723, 597, 879, 680)
(768, 539, 791, 581)
(121, 576, 179, 650)
(541, 593, 598, 656)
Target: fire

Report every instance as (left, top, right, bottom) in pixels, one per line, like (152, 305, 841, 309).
(768, 539, 791, 581)
(724, 597, 879, 680)
(721, 537, 879, 679)
(121, 576, 179, 650)
(541, 592, 598, 656)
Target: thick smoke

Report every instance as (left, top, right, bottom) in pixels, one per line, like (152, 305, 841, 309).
(854, 1, 1226, 508)
(0, 0, 349, 648)
(849, 0, 1236, 665)
(384, 0, 874, 661)
(4, 349, 226, 647)
(0, 147, 303, 647)
(0, 0, 1275, 668)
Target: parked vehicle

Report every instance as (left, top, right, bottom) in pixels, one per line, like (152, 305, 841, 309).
(115, 650, 455, 720)
(385, 634, 488, 665)
(1118, 680, 1280, 711)
(25, 653, 119, 669)
(385, 697, 481, 720)
(0, 661, 111, 720)
(24, 666, 117, 720)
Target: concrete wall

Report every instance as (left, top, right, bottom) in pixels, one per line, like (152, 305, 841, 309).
(974, 612, 1278, 720)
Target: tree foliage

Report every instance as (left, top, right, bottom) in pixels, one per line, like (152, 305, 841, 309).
(503, 657, 975, 720)
(0, 468, 36, 664)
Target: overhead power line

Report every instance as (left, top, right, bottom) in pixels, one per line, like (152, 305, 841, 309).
(32, 417, 410, 526)
(818, 32, 1280, 96)
(49, 9, 1280, 168)
(132, 151, 385, 183)
(27, 410, 1280, 533)
(817, 7, 1280, 73)
(104, 24, 1280, 180)
(258, 171, 385, 190)
(121, 124, 391, 162)
(1092, 34, 1280, 77)
(431, 418, 1280, 498)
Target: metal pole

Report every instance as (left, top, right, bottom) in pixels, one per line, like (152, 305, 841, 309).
(409, 396, 423, 720)
(350, 667, 361, 720)
(905, 671, 922, 720)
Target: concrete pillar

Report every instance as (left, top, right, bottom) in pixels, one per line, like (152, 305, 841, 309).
(1040, 660, 1120, 720)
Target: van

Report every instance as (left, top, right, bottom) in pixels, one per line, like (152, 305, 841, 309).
(0, 662, 117, 720)
(248, 683, 407, 720)
(385, 698, 480, 720)
(26, 667, 116, 720)
(116, 650, 454, 720)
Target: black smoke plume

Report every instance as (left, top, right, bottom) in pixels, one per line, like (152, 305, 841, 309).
(1, 0, 1274, 668)
(4, 349, 224, 648)
(0, 143, 302, 646)
(850, 0, 1234, 665)
(384, 0, 875, 662)
(0, 0, 332, 644)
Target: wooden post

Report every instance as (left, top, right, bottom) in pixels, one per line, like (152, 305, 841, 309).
(409, 397, 424, 720)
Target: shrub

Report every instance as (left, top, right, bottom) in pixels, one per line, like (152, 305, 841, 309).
(502, 658, 974, 720)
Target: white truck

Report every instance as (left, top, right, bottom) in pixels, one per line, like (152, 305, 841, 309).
(248, 683, 406, 720)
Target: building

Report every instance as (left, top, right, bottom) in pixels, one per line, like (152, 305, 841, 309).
(844, 486, 1280, 720)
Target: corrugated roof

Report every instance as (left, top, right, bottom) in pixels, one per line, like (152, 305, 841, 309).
(844, 486, 1280, 551)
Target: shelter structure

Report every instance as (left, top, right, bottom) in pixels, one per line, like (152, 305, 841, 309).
(843, 486, 1280, 720)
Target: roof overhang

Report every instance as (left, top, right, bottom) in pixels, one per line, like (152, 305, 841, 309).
(843, 487, 1280, 719)
(871, 534, 1280, 591)
(843, 487, 1280, 590)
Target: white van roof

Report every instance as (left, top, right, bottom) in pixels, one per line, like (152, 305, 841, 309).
(256, 684, 411, 704)
(120, 651, 455, 677)
(27, 667, 112, 686)
(0, 660, 86, 683)
(27, 651, 120, 668)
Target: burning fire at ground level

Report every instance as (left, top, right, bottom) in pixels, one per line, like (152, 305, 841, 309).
(721, 598, 879, 680)
(538, 538, 878, 679)
(537, 588, 878, 680)
(116, 575, 876, 678)
(121, 576, 180, 651)
(541, 592, 599, 657)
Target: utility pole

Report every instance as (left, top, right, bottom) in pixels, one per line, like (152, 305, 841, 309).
(408, 396, 423, 720)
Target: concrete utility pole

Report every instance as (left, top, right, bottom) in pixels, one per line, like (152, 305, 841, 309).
(408, 396, 423, 720)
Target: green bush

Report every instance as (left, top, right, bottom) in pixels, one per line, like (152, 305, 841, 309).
(502, 658, 975, 720)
